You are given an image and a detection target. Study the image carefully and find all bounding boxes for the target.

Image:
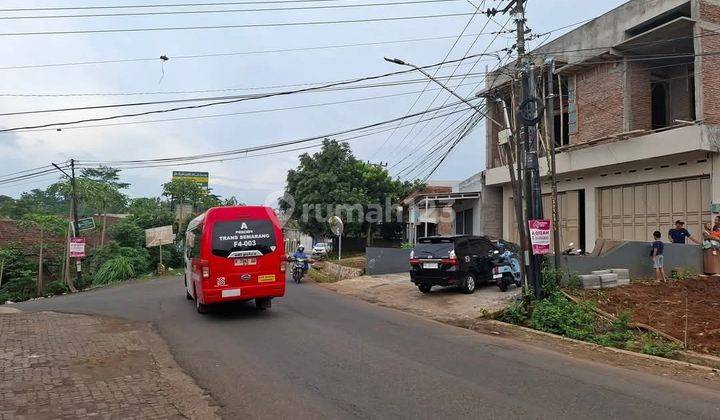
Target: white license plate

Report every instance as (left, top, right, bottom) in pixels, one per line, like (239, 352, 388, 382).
(493, 274, 503, 279)
(234, 258, 257, 266)
(423, 263, 439, 269)
(221, 289, 241, 298)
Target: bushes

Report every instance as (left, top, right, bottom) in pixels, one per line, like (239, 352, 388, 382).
(503, 267, 680, 359)
(109, 218, 145, 248)
(44, 280, 68, 297)
(93, 257, 135, 285)
(502, 300, 529, 324)
(531, 292, 597, 341)
(85, 242, 150, 284)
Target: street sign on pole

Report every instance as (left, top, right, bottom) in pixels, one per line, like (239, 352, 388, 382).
(528, 220, 552, 255)
(328, 216, 344, 276)
(70, 238, 86, 258)
(145, 226, 175, 248)
(76, 217, 96, 232)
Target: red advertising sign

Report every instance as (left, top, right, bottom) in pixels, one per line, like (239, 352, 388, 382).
(528, 219, 552, 255)
(70, 238, 86, 258)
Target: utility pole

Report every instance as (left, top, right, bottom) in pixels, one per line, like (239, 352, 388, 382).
(514, 0, 544, 299)
(52, 160, 83, 290)
(545, 57, 561, 270)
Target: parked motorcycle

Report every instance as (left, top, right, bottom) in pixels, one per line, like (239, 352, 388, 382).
(291, 258, 308, 284)
(562, 242, 585, 256)
(490, 249, 523, 292)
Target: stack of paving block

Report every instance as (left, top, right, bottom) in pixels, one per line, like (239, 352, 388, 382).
(578, 269, 630, 289)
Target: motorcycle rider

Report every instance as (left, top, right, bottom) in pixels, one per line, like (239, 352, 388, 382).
(292, 245, 310, 276)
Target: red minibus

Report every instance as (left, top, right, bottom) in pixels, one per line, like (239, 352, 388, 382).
(184, 206, 286, 313)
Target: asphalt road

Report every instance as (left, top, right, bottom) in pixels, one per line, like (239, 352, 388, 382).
(15, 276, 720, 419)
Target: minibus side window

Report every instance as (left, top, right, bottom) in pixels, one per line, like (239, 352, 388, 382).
(192, 228, 202, 258)
(186, 225, 203, 258)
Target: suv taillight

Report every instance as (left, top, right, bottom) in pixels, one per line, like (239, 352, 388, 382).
(280, 256, 286, 272)
(441, 249, 459, 266)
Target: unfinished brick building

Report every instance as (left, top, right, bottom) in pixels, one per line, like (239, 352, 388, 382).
(468, 0, 720, 252)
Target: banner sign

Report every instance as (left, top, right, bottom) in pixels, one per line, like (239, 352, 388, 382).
(77, 217, 96, 232)
(70, 238, 86, 258)
(172, 171, 209, 190)
(145, 226, 176, 248)
(528, 219, 552, 255)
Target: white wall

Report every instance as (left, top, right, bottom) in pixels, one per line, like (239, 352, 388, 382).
(501, 151, 714, 251)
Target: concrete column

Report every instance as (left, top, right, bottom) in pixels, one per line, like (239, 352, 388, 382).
(711, 153, 720, 207)
(502, 186, 513, 241)
(584, 186, 597, 253)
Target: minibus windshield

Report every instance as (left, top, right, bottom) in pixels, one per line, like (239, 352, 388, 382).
(212, 220, 277, 257)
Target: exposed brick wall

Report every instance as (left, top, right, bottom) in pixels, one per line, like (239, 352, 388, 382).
(668, 65, 694, 122)
(571, 62, 625, 144)
(700, 2, 720, 124)
(627, 62, 652, 131)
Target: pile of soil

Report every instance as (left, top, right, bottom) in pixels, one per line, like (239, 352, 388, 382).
(581, 277, 720, 356)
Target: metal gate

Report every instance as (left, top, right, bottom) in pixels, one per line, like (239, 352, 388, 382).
(598, 176, 710, 242)
(509, 190, 581, 251)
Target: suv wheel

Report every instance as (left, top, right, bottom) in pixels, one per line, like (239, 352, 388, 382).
(461, 274, 476, 294)
(418, 284, 432, 294)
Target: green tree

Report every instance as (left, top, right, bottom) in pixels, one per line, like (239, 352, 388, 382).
(19, 213, 66, 296)
(162, 178, 205, 207)
(80, 166, 130, 191)
(108, 218, 145, 248)
(47, 167, 128, 239)
(4, 187, 67, 218)
(128, 198, 174, 230)
(283, 139, 422, 243)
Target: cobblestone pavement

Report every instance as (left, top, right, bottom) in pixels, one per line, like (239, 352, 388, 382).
(0, 311, 218, 420)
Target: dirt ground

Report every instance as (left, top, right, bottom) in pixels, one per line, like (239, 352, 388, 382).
(581, 277, 720, 356)
(323, 272, 521, 323)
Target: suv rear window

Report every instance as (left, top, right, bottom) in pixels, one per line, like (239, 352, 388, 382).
(212, 220, 276, 257)
(414, 238, 455, 258)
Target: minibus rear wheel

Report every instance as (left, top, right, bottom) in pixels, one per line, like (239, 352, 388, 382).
(255, 298, 272, 310)
(195, 287, 209, 314)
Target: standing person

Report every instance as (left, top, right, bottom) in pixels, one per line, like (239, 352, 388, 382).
(668, 220, 700, 244)
(714, 216, 720, 233)
(651, 231, 666, 282)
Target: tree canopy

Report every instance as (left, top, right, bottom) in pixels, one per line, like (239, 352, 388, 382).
(283, 139, 423, 240)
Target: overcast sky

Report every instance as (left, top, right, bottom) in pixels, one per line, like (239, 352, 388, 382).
(0, 0, 627, 204)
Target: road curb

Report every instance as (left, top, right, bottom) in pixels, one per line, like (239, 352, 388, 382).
(0, 306, 22, 314)
(482, 319, 720, 373)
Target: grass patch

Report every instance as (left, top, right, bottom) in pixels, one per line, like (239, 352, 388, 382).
(307, 266, 339, 283)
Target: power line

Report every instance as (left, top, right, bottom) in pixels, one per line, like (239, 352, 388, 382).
(0, 12, 479, 37)
(0, 51, 496, 132)
(0, 32, 501, 71)
(370, 0, 487, 160)
(0, 69, 491, 97)
(388, 11, 506, 161)
(0, 0, 378, 12)
(5, 79, 489, 134)
(0, 104, 469, 186)
(0, 0, 463, 20)
(77, 99, 476, 166)
(73, 106, 472, 173)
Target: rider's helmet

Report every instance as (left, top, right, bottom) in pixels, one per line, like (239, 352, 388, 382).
(297, 245, 305, 253)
